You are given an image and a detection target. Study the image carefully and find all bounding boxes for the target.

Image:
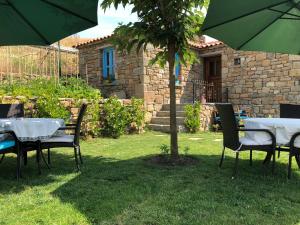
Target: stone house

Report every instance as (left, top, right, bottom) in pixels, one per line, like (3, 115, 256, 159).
(197, 41, 300, 117)
(74, 35, 209, 129)
(75, 35, 300, 131)
(76, 36, 300, 129)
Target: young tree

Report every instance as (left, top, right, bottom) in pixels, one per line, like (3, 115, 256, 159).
(101, 0, 208, 161)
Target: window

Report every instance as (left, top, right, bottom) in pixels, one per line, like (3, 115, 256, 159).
(102, 47, 115, 81)
(175, 53, 181, 85)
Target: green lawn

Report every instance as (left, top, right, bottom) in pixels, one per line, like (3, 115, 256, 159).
(0, 131, 300, 225)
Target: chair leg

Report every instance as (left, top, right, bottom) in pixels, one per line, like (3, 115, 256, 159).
(23, 152, 27, 166)
(219, 146, 225, 168)
(288, 153, 293, 179)
(263, 152, 272, 165)
(16, 151, 22, 180)
(40, 150, 51, 169)
(0, 154, 5, 163)
(278, 150, 281, 158)
(232, 152, 239, 179)
(250, 149, 253, 166)
(272, 150, 276, 174)
(295, 154, 300, 169)
(78, 146, 83, 164)
(47, 148, 51, 165)
(74, 147, 80, 171)
(36, 145, 41, 175)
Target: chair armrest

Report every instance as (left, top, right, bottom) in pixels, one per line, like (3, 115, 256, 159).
(65, 124, 76, 126)
(239, 128, 276, 146)
(238, 124, 245, 128)
(58, 126, 76, 131)
(290, 132, 300, 148)
(0, 130, 18, 142)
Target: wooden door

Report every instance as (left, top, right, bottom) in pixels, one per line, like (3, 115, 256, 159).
(204, 56, 222, 102)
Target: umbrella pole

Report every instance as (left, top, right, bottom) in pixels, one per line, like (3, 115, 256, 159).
(57, 41, 62, 84)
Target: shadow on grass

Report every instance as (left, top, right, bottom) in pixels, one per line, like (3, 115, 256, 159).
(0, 149, 300, 224)
(46, 152, 300, 225)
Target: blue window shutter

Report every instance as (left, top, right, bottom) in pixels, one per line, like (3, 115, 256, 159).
(103, 47, 115, 81)
(102, 48, 108, 79)
(109, 48, 115, 80)
(175, 53, 180, 80)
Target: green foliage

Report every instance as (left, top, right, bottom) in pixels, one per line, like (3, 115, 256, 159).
(159, 144, 170, 155)
(184, 102, 201, 133)
(101, 0, 209, 157)
(101, 96, 128, 139)
(0, 77, 102, 137)
(101, 0, 209, 67)
(101, 96, 146, 138)
(1, 132, 300, 224)
(126, 97, 145, 133)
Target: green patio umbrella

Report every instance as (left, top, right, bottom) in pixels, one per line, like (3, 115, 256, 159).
(0, 0, 99, 46)
(202, 0, 300, 55)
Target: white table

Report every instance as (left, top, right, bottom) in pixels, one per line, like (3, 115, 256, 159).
(0, 118, 64, 142)
(244, 118, 300, 146)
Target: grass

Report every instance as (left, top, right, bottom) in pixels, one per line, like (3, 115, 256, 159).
(0, 131, 300, 225)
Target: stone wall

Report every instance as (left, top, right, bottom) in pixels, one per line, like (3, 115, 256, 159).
(77, 40, 144, 99)
(143, 45, 202, 118)
(199, 44, 300, 117)
(200, 104, 216, 131)
(0, 96, 144, 136)
(77, 39, 203, 120)
(0, 96, 94, 136)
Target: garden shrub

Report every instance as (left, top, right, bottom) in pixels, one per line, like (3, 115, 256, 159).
(126, 97, 145, 133)
(100, 96, 128, 138)
(184, 102, 201, 133)
(100, 96, 146, 138)
(0, 77, 101, 137)
(0, 78, 145, 138)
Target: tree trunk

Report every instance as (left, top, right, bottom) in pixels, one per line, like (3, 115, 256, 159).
(168, 41, 179, 160)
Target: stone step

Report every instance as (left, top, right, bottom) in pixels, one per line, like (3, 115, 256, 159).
(161, 104, 188, 111)
(148, 124, 186, 133)
(156, 111, 185, 117)
(151, 117, 185, 125)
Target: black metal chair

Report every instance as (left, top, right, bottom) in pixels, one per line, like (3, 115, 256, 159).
(0, 131, 21, 179)
(277, 104, 300, 158)
(288, 133, 300, 179)
(280, 104, 300, 119)
(0, 104, 24, 165)
(278, 104, 300, 178)
(0, 104, 24, 118)
(41, 104, 87, 171)
(216, 104, 276, 178)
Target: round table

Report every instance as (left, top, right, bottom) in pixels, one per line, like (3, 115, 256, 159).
(0, 118, 64, 141)
(244, 118, 300, 146)
(244, 118, 300, 166)
(0, 118, 65, 174)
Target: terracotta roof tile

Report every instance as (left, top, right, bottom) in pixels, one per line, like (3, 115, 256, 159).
(190, 41, 224, 50)
(74, 35, 223, 50)
(73, 35, 113, 48)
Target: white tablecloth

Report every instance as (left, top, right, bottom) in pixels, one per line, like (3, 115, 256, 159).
(244, 118, 300, 146)
(0, 118, 64, 141)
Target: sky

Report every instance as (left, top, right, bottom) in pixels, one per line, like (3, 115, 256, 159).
(78, 4, 215, 42)
(78, 5, 138, 38)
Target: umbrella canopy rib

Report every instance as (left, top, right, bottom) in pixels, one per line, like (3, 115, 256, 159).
(40, 0, 97, 25)
(237, 1, 300, 49)
(269, 8, 300, 17)
(0, 0, 98, 46)
(5, 0, 50, 45)
(202, 0, 290, 31)
(281, 17, 300, 19)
